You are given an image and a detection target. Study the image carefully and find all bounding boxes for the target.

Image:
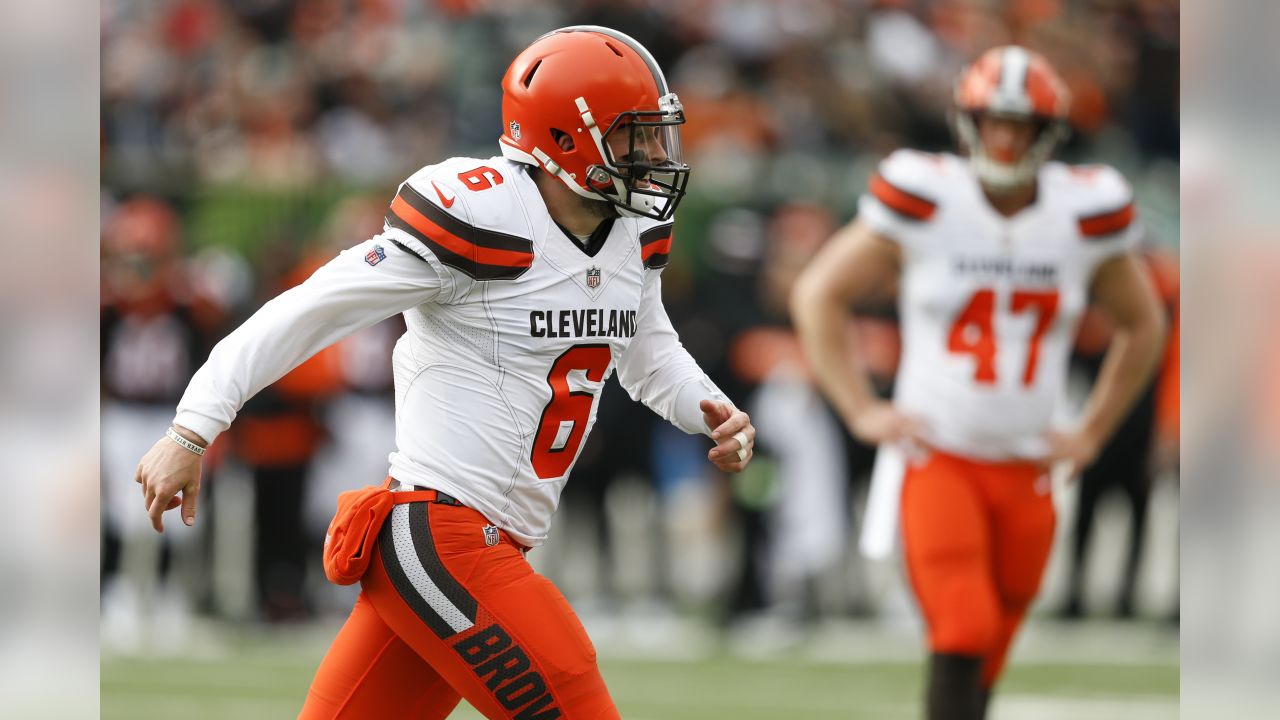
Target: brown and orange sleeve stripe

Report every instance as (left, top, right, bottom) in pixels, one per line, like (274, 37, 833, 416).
(1078, 202, 1136, 238)
(640, 223, 673, 269)
(387, 185, 534, 280)
(868, 173, 937, 221)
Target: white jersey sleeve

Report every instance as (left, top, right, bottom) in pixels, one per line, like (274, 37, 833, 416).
(616, 269, 730, 436)
(173, 237, 443, 443)
(384, 160, 534, 299)
(857, 149, 944, 247)
(1061, 163, 1142, 271)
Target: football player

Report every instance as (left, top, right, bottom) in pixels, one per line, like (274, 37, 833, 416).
(101, 196, 221, 649)
(791, 47, 1165, 720)
(134, 26, 756, 719)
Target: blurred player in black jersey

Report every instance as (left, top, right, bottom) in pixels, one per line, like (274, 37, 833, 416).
(101, 196, 222, 650)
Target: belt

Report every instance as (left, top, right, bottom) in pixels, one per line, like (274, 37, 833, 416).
(387, 479, 528, 553)
(423, 489, 463, 507)
(387, 478, 465, 507)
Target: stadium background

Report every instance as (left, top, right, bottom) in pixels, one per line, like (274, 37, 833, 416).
(100, 0, 1179, 717)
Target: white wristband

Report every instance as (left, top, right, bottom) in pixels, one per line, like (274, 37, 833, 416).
(166, 426, 207, 456)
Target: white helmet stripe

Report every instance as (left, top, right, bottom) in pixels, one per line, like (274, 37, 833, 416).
(999, 46, 1030, 98)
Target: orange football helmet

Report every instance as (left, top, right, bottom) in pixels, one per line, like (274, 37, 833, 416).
(102, 196, 182, 302)
(953, 46, 1071, 190)
(499, 26, 689, 221)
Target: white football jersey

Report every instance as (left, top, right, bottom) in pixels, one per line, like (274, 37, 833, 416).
(175, 156, 727, 547)
(859, 150, 1139, 460)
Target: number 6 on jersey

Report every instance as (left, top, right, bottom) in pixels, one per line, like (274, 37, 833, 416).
(531, 344, 613, 479)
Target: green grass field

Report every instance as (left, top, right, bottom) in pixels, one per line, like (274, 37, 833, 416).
(102, 618, 1177, 719)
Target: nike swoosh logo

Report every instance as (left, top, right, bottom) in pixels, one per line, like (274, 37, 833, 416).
(431, 181, 455, 209)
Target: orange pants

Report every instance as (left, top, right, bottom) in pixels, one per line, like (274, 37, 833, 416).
(901, 451, 1055, 688)
(301, 498, 619, 719)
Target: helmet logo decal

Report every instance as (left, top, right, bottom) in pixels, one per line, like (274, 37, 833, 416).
(509, 121, 521, 140)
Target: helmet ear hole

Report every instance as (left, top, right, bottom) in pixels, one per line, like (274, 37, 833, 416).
(550, 128, 575, 152)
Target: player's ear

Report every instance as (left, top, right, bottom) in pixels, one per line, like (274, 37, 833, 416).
(551, 129, 575, 152)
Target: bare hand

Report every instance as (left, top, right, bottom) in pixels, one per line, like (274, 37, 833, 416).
(1041, 429, 1102, 479)
(701, 399, 755, 473)
(850, 402, 929, 449)
(136, 428, 205, 532)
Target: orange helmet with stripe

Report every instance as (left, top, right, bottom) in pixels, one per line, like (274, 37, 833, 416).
(499, 26, 689, 221)
(953, 46, 1071, 190)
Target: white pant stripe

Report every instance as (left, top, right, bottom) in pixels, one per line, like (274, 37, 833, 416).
(389, 504, 475, 635)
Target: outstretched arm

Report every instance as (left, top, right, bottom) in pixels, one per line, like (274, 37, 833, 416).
(137, 236, 445, 532)
(616, 271, 755, 473)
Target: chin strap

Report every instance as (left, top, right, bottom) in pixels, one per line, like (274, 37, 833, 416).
(499, 131, 601, 204)
(574, 96, 668, 218)
(575, 97, 622, 194)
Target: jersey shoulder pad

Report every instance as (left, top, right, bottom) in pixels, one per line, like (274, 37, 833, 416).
(867, 149, 953, 222)
(386, 157, 534, 281)
(1048, 162, 1137, 240)
(634, 217, 674, 269)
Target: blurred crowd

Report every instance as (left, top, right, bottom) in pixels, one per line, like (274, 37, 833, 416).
(101, 0, 1179, 651)
(102, 0, 1178, 194)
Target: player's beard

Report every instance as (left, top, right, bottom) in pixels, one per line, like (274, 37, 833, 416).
(580, 194, 620, 220)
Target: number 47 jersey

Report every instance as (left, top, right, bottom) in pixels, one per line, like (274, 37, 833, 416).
(860, 150, 1140, 461)
(176, 155, 727, 549)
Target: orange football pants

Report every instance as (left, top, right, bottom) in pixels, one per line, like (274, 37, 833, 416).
(300, 497, 619, 719)
(901, 450, 1056, 688)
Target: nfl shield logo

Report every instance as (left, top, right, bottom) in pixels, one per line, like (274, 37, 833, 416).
(483, 525, 500, 547)
(509, 120, 521, 140)
(365, 244, 386, 266)
(586, 266, 601, 289)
